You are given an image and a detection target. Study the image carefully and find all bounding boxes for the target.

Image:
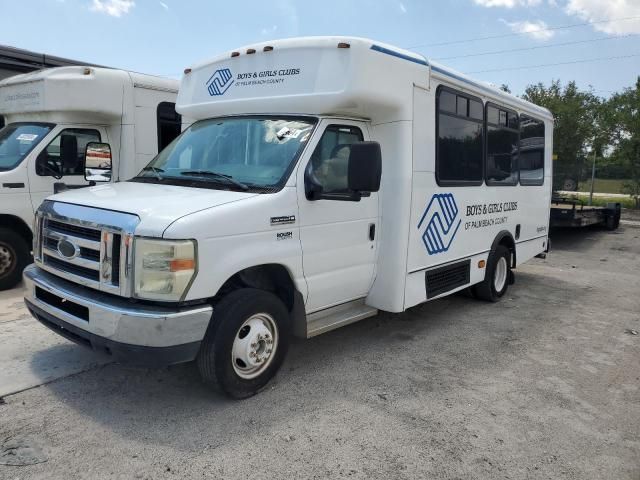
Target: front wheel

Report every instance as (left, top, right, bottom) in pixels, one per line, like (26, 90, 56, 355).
(197, 288, 291, 399)
(0, 228, 31, 291)
(473, 245, 511, 302)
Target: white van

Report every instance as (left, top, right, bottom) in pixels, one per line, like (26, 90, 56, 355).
(0, 66, 181, 289)
(23, 37, 552, 398)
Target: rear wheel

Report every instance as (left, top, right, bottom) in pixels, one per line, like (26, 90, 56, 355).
(473, 245, 511, 302)
(0, 228, 30, 291)
(197, 288, 291, 399)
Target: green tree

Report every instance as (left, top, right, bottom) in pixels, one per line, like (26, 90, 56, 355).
(602, 77, 640, 208)
(522, 80, 603, 191)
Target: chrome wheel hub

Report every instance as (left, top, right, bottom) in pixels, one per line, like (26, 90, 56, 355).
(494, 256, 508, 292)
(231, 313, 278, 380)
(0, 244, 15, 277)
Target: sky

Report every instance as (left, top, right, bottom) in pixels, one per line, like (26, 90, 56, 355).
(1, 0, 639, 97)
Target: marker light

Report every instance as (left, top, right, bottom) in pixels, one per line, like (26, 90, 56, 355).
(263, 46, 274, 52)
(183, 68, 192, 74)
(338, 42, 351, 49)
(247, 48, 256, 54)
(478, 260, 486, 268)
(231, 51, 240, 57)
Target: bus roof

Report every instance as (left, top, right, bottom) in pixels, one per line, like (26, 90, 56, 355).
(177, 36, 552, 123)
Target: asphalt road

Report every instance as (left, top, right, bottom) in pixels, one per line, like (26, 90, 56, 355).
(0, 225, 638, 479)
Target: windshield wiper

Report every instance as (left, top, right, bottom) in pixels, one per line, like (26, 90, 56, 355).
(139, 166, 165, 180)
(180, 170, 249, 191)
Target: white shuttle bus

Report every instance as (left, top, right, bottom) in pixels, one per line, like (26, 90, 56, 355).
(0, 67, 181, 289)
(23, 38, 552, 398)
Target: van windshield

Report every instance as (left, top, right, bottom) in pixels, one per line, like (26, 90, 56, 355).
(132, 116, 316, 192)
(0, 123, 54, 171)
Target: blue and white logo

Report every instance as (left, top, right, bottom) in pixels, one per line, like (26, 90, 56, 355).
(417, 193, 461, 255)
(206, 68, 233, 96)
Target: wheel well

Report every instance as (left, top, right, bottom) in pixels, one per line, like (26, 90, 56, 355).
(215, 264, 297, 312)
(0, 215, 33, 245)
(494, 231, 516, 268)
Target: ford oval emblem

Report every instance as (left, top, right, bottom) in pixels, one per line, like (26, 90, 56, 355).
(57, 239, 79, 259)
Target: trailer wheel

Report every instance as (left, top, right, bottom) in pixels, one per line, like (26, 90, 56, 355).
(197, 288, 291, 399)
(473, 245, 511, 302)
(0, 228, 30, 291)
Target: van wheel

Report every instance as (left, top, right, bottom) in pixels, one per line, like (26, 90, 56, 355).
(197, 288, 291, 399)
(473, 245, 511, 302)
(0, 228, 30, 291)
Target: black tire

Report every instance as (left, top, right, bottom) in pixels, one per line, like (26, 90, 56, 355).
(605, 215, 616, 230)
(0, 228, 31, 291)
(197, 288, 291, 399)
(473, 245, 511, 302)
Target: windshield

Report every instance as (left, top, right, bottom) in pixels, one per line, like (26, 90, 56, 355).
(131, 116, 316, 192)
(0, 123, 54, 171)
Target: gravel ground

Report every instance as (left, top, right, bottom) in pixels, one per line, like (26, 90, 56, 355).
(0, 225, 638, 480)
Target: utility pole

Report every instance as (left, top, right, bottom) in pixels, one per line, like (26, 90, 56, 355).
(589, 147, 596, 206)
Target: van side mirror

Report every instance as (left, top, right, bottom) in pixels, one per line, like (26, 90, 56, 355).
(84, 142, 112, 182)
(348, 141, 382, 193)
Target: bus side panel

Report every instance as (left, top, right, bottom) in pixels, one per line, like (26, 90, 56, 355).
(404, 82, 551, 310)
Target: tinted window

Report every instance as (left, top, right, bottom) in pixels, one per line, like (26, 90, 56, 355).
(307, 125, 363, 194)
(436, 87, 484, 185)
(519, 115, 545, 185)
(439, 91, 456, 114)
(157, 102, 182, 151)
(469, 100, 483, 120)
(37, 129, 100, 177)
(486, 105, 518, 185)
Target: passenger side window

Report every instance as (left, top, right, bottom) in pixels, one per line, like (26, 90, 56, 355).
(307, 125, 363, 194)
(157, 102, 182, 151)
(37, 128, 101, 177)
(519, 115, 545, 186)
(436, 87, 484, 185)
(486, 104, 519, 185)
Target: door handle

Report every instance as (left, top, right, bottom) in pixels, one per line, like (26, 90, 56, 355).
(369, 223, 376, 241)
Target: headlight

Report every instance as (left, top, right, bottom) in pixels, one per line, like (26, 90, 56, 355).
(133, 238, 197, 301)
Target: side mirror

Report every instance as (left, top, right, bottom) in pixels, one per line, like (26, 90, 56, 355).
(84, 142, 112, 182)
(347, 141, 382, 193)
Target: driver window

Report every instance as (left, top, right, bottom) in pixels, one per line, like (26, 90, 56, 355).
(308, 125, 363, 193)
(37, 129, 100, 177)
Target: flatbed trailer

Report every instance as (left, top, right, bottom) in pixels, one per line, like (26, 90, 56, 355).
(550, 194, 621, 230)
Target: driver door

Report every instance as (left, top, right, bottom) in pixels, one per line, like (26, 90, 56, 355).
(28, 126, 106, 211)
(296, 120, 379, 313)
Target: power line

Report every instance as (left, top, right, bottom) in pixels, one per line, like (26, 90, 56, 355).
(405, 15, 640, 49)
(435, 34, 639, 60)
(464, 53, 640, 74)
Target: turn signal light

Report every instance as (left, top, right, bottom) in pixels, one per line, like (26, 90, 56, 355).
(170, 259, 196, 272)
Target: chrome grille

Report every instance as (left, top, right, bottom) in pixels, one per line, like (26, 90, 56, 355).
(34, 201, 139, 297)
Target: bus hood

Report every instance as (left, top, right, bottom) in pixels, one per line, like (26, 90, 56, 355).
(49, 181, 259, 236)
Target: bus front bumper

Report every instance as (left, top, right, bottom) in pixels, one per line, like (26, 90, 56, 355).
(23, 265, 212, 367)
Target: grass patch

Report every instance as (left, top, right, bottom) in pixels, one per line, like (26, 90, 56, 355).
(577, 178, 627, 194)
(560, 192, 637, 209)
